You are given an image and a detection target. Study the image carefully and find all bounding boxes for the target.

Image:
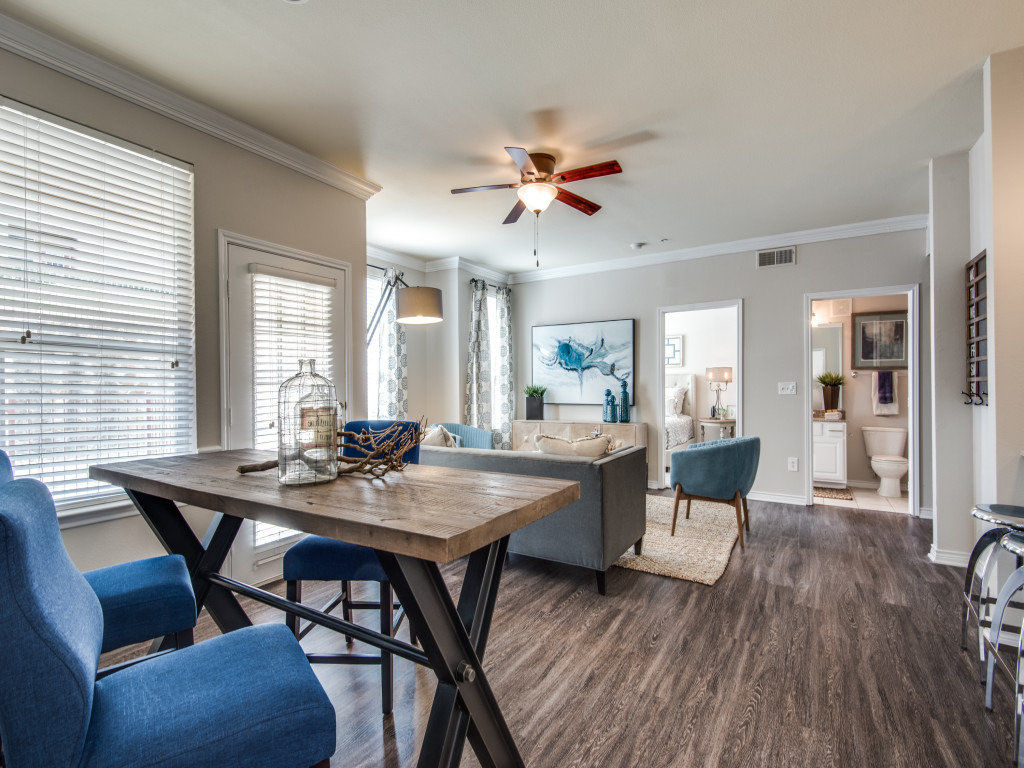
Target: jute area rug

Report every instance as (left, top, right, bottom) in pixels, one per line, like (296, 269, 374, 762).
(613, 495, 738, 586)
(813, 486, 854, 500)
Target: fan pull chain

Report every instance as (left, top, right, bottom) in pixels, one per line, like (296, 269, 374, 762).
(533, 212, 540, 268)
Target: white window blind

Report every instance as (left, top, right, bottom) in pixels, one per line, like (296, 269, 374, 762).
(251, 270, 333, 548)
(0, 97, 195, 505)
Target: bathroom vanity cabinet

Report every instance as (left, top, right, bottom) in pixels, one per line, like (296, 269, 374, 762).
(812, 421, 847, 486)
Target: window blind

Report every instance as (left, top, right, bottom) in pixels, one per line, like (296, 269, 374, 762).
(251, 270, 333, 548)
(0, 97, 195, 505)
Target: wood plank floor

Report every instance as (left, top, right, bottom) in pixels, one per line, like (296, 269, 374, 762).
(103, 495, 1016, 766)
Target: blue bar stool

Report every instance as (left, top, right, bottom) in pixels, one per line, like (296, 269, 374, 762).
(984, 531, 1024, 765)
(964, 504, 1024, 681)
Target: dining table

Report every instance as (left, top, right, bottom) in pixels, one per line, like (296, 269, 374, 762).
(90, 448, 580, 768)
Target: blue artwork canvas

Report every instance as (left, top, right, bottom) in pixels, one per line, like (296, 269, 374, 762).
(532, 319, 635, 405)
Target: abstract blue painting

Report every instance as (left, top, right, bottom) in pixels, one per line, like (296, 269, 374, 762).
(531, 319, 635, 405)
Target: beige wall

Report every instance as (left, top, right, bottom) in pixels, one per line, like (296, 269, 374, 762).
(0, 48, 369, 567)
(512, 229, 933, 505)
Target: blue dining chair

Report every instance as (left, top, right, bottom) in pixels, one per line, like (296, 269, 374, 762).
(669, 436, 761, 548)
(282, 419, 420, 715)
(0, 477, 336, 768)
(0, 450, 196, 661)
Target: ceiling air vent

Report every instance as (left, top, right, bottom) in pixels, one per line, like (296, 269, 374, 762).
(756, 246, 796, 269)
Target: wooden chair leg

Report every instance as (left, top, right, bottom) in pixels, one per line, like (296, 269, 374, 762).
(310, 760, 331, 768)
(286, 580, 301, 638)
(743, 496, 750, 532)
(685, 498, 692, 520)
(733, 491, 745, 548)
(671, 485, 683, 536)
(380, 582, 394, 716)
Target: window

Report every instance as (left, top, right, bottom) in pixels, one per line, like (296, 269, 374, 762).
(0, 97, 195, 505)
(366, 267, 384, 419)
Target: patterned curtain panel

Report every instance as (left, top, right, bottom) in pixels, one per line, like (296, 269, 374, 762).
(464, 279, 492, 429)
(494, 286, 514, 449)
(376, 271, 409, 419)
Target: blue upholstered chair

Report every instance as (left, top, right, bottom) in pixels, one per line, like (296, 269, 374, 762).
(669, 436, 761, 548)
(283, 419, 420, 715)
(0, 477, 336, 768)
(430, 422, 495, 449)
(0, 450, 197, 659)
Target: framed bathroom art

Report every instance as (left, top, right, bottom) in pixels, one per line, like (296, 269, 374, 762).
(532, 319, 635, 404)
(852, 311, 908, 369)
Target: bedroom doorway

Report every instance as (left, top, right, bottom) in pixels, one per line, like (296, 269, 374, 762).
(659, 300, 743, 487)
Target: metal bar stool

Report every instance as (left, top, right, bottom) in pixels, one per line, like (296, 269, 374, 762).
(984, 531, 1024, 764)
(964, 504, 1024, 682)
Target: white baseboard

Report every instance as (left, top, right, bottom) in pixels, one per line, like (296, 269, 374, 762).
(648, 481, 665, 490)
(918, 507, 933, 519)
(928, 546, 970, 568)
(747, 491, 808, 506)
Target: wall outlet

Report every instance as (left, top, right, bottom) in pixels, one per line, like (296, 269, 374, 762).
(787, 457, 798, 472)
(778, 382, 797, 395)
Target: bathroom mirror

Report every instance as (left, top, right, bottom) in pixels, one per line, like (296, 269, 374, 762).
(811, 323, 843, 410)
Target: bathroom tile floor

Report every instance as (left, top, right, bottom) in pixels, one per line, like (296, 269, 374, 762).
(814, 487, 909, 514)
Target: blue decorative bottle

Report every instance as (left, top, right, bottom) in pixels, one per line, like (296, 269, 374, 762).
(603, 389, 617, 423)
(618, 380, 630, 422)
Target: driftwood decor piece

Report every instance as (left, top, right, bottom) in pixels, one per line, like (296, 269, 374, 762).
(237, 418, 427, 478)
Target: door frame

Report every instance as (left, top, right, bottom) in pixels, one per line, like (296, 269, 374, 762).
(802, 284, 920, 514)
(217, 230, 353, 450)
(657, 299, 744, 487)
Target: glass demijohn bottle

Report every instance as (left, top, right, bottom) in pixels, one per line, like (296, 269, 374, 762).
(278, 359, 338, 485)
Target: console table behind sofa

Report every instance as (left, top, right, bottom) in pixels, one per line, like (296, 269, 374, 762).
(419, 444, 647, 595)
(512, 420, 648, 456)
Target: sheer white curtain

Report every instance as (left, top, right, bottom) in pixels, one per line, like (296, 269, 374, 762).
(464, 279, 491, 429)
(493, 287, 514, 449)
(366, 267, 408, 420)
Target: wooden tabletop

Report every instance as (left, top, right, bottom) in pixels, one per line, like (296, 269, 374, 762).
(90, 449, 580, 564)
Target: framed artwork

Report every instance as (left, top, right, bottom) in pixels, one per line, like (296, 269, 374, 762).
(726, 404, 737, 419)
(532, 319, 635, 405)
(852, 311, 907, 369)
(665, 335, 683, 367)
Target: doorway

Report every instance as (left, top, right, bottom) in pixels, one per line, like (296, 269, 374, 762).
(658, 300, 743, 487)
(803, 286, 920, 515)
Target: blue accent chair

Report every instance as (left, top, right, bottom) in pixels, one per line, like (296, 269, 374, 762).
(430, 422, 495, 449)
(669, 436, 761, 548)
(283, 419, 420, 715)
(0, 450, 196, 657)
(0, 477, 336, 768)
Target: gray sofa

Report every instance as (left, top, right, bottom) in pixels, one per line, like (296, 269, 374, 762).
(419, 444, 647, 594)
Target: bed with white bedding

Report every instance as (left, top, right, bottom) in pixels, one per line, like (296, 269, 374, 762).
(665, 373, 696, 452)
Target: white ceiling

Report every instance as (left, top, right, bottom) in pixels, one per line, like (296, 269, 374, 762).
(3, 0, 1023, 275)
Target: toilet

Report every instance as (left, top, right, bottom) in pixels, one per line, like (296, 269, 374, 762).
(861, 426, 908, 498)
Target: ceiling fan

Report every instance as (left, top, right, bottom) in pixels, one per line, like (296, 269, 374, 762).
(451, 147, 622, 224)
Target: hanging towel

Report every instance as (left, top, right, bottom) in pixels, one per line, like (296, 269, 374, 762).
(877, 370, 893, 404)
(872, 371, 899, 416)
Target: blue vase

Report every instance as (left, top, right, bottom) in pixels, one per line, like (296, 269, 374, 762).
(602, 389, 617, 423)
(618, 381, 630, 423)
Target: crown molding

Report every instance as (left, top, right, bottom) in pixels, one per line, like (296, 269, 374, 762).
(423, 256, 510, 285)
(0, 13, 381, 200)
(366, 245, 428, 273)
(507, 214, 929, 284)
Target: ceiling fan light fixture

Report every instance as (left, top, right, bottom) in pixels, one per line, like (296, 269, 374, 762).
(517, 182, 558, 213)
(396, 286, 444, 325)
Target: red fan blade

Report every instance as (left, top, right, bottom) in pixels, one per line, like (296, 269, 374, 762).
(451, 183, 517, 194)
(555, 188, 601, 216)
(554, 160, 622, 184)
(503, 199, 527, 224)
(505, 147, 539, 178)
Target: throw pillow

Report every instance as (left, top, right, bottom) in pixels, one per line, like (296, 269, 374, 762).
(534, 434, 612, 457)
(668, 386, 688, 414)
(422, 424, 457, 448)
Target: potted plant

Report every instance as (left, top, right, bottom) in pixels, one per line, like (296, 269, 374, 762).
(816, 371, 845, 411)
(523, 384, 547, 421)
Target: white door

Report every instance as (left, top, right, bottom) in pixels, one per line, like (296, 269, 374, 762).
(223, 241, 347, 584)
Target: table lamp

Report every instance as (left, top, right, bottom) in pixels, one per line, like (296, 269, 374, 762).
(706, 367, 733, 417)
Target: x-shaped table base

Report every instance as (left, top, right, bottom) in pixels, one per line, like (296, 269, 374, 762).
(126, 489, 524, 768)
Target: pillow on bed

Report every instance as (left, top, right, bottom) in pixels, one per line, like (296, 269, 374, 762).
(422, 424, 457, 448)
(667, 386, 688, 415)
(534, 434, 612, 457)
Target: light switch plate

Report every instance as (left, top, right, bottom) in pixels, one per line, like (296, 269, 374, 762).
(778, 381, 797, 395)
(788, 457, 798, 471)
